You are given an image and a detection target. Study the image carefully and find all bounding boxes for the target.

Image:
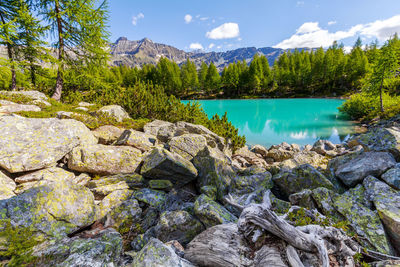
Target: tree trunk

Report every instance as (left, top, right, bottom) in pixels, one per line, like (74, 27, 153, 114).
(0, 12, 16, 91)
(379, 77, 384, 113)
(52, 0, 64, 101)
(29, 61, 36, 87)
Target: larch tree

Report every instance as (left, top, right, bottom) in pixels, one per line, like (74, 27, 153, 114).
(367, 36, 400, 112)
(0, 0, 19, 90)
(37, 0, 110, 100)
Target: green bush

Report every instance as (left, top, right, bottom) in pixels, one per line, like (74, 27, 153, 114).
(63, 81, 246, 151)
(339, 92, 400, 120)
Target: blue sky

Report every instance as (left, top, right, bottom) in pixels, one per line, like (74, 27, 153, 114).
(109, 0, 400, 52)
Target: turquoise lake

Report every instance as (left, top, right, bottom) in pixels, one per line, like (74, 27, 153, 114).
(182, 99, 355, 147)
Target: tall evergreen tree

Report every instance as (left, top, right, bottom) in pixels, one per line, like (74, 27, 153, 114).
(198, 62, 208, 92)
(37, 0, 110, 100)
(205, 62, 221, 94)
(180, 58, 198, 95)
(0, 0, 18, 90)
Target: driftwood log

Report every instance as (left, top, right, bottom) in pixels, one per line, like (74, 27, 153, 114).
(225, 190, 360, 267)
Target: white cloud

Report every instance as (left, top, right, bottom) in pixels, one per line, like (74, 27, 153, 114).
(208, 43, 215, 49)
(360, 15, 400, 40)
(217, 46, 222, 49)
(184, 14, 192, 24)
(297, 1, 305, 6)
(238, 37, 242, 41)
(189, 43, 204, 50)
(132, 13, 144, 26)
(275, 15, 400, 49)
(206, 23, 240, 39)
(296, 22, 320, 34)
(328, 21, 337, 26)
(200, 17, 209, 21)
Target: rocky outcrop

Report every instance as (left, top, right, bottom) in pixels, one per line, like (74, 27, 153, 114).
(273, 164, 334, 198)
(140, 148, 198, 187)
(194, 194, 237, 228)
(68, 144, 143, 175)
(31, 228, 123, 267)
(334, 151, 396, 187)
(381, 163, 400, 190)
(169, 134, 207, 161)
(0, 115, 96, 173)
(95, 104, 131, 122)
(129, 238, 195, 267)
(0, 100, 41, 113)
(0, 180, 96, 238)
(364, 176, 400, 254)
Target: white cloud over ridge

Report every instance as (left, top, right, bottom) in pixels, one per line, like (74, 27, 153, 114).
(206, 23, 240, 39)
(132, 13, 144, 26)
(184, 14, 192, 24)
(189, 43, 204, 50)
(328, 21, 337, 26)
(208, 43, 215, 49)
(275, 15, 400, 49)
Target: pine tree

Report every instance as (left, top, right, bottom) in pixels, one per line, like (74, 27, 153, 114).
(205, 62, 220, 94)
(180, 58, 198, 95)
(15, 0, 48, 87)
(366, 36, 400, 112)
(198, 62, 208, 92)
(0, 0, 19, 90)
(37, 0, 110, 100)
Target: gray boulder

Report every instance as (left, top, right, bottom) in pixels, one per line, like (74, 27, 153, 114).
(130, 238, 195, 267)
(154, 210, 204, 245)
(140, 148, 198, 187)
(0, 90, 47, 101)
(169, 134, 208, 161)
(133, 188, 167, 211)
(96, 105, 131, 122)
(31, 228, 123, 267)
(0, 179, 96, 238)
(0, 115, 96, 173)
(335, 152, 396, 187)
(143, 119, 175, 138)
(364, 176, 400, 254)
(348, 127, 400, 160)
(381, 163, 400, 190)
(272, 164, 334, 198)
(194, 194, 237, 228)
(0, 100, 41, 113)
(105, 198, 142, 235)
(68, 144, 143, 175)
(92, 125, 124, 144)
(193, 146, 235, 201)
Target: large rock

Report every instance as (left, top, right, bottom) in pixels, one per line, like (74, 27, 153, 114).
(92, 125, 124, 145)
(143, 120, 174, 137)
(0, 90, 47, 101)
(140, 148, 198, 187)
(133, 188, 167, 211)
(0, 115, 97, 173)
(193, 146, 235, 200)
(154, 210, 204, 246)
(86, 173, 145, 199)
(0, 179, 96, 238)
(272, 164, 334, 198)
(96, 105, 131, 122)
(185, 223, 251, 267)
(130, 238, 195, 267)
(311, 187, 393, 254)
(335, 152, 396, 187)
(279, 150, 328, 170)
(0, 100, 41, 113)
(105, 198, 142, 235)
(68, 144, 143, 175)
(364, 176, 400, 254)
(381, 163, 400, 190)
(348, 127, 400, 160)
(31, 228, 123, 267)
(194, 194, 237, 228)
(311, 139, 338, 156)
(168, 134, 207, 161)
(0, 171, 16, 200)
(123, 129, 157, 152)
(14, 167, 75, 194)
(97, 189, 133, 218)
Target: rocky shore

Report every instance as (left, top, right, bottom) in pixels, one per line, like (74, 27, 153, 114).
(0, 90, 400, 266)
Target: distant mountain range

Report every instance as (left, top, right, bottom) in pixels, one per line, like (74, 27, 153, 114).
(0, 37, 312, 70)
(110, 37, 310, 70)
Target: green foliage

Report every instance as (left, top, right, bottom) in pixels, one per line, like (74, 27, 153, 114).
(339, 92, 400, 120)
(0, 92, 33, 103)
(61, 81, 246, 151)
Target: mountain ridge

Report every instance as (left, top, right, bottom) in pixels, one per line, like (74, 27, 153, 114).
(110, 37, 308, 70)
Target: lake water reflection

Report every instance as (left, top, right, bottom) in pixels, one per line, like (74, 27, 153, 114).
(182, 99, 355, 147)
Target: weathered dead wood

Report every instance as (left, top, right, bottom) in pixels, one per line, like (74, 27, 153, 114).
(224, 190, 359, 267)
